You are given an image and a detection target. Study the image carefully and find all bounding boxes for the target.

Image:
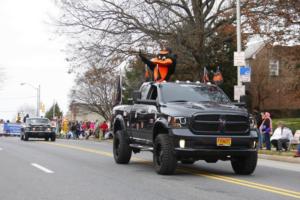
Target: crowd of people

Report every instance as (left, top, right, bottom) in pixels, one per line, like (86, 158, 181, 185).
(59, 120, 110, 140)
(253, 110, 300, 157)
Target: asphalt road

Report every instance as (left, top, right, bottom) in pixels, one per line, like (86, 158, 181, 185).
(0, 137, 299, 200)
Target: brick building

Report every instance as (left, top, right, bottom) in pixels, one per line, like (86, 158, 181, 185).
(245, 42, 300, 117)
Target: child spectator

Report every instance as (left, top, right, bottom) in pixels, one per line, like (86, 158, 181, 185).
(100, 121, 109, 140)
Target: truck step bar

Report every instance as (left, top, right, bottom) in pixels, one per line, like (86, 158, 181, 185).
(130, 144, 153, 151)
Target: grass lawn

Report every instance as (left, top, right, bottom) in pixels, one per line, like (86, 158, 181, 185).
(272, 118, 300, 133)
(259, 149, 295, 157)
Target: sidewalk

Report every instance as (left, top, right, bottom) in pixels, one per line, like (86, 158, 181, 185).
(258, 149, 300, 164)
(258, 154, 300, 164)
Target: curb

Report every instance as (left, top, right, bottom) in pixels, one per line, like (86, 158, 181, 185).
(258, 154, 300, 164)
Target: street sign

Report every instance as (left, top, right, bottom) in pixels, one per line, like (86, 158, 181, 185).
(240, 66, 251, 82)
(234, 85, 245, 101)
(234, 51, 246, 66)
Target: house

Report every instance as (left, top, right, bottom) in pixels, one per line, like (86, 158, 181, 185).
(65, 102, 104, 122)
(245, 41, 300, 117)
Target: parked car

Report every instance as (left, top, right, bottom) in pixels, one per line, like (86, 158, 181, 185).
(20, 118, 56, 141)
(111, 81, 258, 175)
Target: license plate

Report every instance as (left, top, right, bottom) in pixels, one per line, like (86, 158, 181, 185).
(217, 137, 232, 146)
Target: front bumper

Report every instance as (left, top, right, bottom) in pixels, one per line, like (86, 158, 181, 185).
(26, 132, 55, 138)
(169, 128, 258, 159)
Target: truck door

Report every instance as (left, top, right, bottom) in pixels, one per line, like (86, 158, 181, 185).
(142, 85, 158, 142)
(129, 84, 150, 142)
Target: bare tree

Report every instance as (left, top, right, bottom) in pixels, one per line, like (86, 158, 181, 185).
(243, 0, 300, 44)
(69, 67, 117, 120)
(56, 0, 299, 80)
(55, 0, 238, 79)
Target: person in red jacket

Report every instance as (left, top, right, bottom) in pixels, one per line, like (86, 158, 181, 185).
(139, 47, 176, 82)
(100, 121, 109, 140)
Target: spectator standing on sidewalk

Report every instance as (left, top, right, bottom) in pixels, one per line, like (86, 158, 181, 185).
(94, 120, 100, 138)
(85, 121, 93, 139)
(260, 112, 272, 150)
(75, 121, 81, 139)
(100, 121, 108, 140)
(271, 121, 293, 151)
(294, 144, 300, 157)
(81, 121, 87, 137)
(253, 108, 263, 149)
(23, 114, 29, 123)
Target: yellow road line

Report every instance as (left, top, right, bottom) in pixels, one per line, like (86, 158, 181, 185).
(42, 142, 143, 162)
(42, 142, 113, 157)
(206, 172, 300, 196)
(42, 142, 300, 199)
(179, 168, 300, 199)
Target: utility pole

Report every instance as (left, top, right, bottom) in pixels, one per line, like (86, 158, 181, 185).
(37, 85, 40, 117)
(233, 0, 246, 102)
(21, 83, 41, 117)
(236, 0, 242, 87)
(53, 100, 56, 119)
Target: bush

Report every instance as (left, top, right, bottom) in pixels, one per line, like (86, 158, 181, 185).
(272, 118, 300, 134)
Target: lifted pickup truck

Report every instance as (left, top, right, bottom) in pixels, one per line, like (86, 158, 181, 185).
(112, 81, 258, 175)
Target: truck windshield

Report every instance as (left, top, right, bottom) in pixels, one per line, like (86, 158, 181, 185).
(26, 118, 50, 124)
(161, 84, 230, 104)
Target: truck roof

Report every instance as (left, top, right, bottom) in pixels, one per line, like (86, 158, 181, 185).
(141, 81, 217, 87)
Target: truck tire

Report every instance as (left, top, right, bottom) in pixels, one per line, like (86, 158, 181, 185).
(231, 151, 258, 175)
(50, 134, 56, 142)
(113, 130, 132, 164)
(153, 134, 177, 175)
(24, 133, 29, 141)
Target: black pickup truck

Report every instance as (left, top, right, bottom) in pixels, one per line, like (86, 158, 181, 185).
(20, 118, 56, 141)
(112, 81, 258, 175)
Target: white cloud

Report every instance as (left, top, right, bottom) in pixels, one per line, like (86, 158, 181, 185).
(0, 0, 74, 120)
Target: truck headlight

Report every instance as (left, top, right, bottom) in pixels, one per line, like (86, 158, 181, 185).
(168, 117, 187, 128)
(179, 139, 185, 148)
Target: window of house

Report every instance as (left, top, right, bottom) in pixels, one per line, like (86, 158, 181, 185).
(269, 59, 279, 76)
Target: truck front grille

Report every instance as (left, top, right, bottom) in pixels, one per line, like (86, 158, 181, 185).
(32, 126, 46, 131)
(190, 114, 249, 135)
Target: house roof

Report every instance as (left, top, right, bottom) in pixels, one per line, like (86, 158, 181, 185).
(245, 40, 266, 60)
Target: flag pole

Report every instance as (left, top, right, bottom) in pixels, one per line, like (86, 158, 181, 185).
(119, 67, 122, 105)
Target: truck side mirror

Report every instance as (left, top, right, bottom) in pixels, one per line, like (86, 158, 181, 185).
(132, 90, 141, 103)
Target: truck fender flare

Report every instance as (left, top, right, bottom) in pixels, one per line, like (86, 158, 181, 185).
(153, 117, 169, 141)
(113, 115, 127, 134)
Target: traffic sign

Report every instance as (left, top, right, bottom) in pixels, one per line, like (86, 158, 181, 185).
(240, 66, 251, 82)
(234, 52, 246, 66)
(234, 85, 245, 101)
